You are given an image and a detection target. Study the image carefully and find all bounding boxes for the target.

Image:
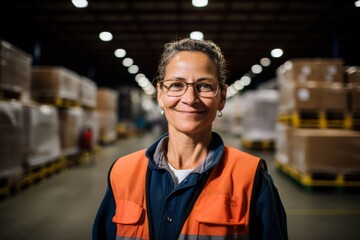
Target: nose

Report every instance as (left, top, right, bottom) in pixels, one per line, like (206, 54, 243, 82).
(181, 83, 198, 103)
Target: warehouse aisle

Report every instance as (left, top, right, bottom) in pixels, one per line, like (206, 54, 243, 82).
(0, 130, 359, 240)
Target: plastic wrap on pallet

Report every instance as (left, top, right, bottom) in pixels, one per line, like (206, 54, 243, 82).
(242, 90, 278, 141)
(79, 76, 97, 108)
(59, 107, 84, 156)
(345, 66, 360, 83)
(23, 104, 61, 168)
(96, 88, 118, 111)
(291, 128, 360, 174)
(98, 110, 118, 143)
(0, 40, 32, 93)
(0, 101, 24, 182)
(31, 66, 80, 102)
(274, 122, 292, 165)
(319, 82, 347, 111)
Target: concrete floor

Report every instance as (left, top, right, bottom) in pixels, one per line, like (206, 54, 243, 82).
(0, 131, 359, 240)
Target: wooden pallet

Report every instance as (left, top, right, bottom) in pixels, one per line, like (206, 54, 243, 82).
(275, 160, 360, 192)
(241, 139, 274, 150)
(278, 111, 353, 129)
(35, 96, 80, 108)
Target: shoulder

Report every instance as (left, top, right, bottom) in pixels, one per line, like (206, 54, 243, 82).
(223, 146, 260, 165)
(110, 149, 148, 177)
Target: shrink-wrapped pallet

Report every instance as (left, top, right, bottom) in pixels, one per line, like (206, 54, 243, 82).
(242, 89, 279, 141)
(58, 107, 84, 156)
(79, 76, 97, 108)
(0, 101, 24, 183)
(23, 104, 61, 168)
(0, 40, 32, 93)
(32, 66, 80, 102)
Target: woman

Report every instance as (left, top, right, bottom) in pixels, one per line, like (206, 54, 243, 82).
(93, 38, 288, 240)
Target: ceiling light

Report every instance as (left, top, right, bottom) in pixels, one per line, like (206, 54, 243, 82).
(99, 31, 113, 41)
(251, 64, 263, 74)
(190, 31, 204, 40)
(128, 65, 139, 74)
(271, 48, 283, 58)
(260, 57, 271, 67)
(122, 58, 133, 67)
(240, 75, 251, 86)
(135, 73, 146, 82)
(72, 0, 88, 8)
(355, 1, 360, 7)
(234, 80, 244, 90)
(192, 0, 208, 7)
(114, 48, 126, 58)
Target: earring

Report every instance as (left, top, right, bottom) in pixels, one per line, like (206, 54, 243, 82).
(217, 110, 222, 117)
(160, 108, 164, 115)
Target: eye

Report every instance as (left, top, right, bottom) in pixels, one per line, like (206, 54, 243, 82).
(196, 82, 216, 91)
(168, 81, 185, 91)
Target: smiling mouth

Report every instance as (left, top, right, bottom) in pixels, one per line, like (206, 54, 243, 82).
(173, 109, 206, 114)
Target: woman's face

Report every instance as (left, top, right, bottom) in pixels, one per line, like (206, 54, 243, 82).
(157, 51, 226, 135)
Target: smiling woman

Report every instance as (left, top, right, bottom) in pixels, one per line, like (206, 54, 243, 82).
(93, 38, 288, 240)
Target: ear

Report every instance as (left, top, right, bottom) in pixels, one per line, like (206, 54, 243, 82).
(218, 85, 227, 111)
(157, 83, 164, 108)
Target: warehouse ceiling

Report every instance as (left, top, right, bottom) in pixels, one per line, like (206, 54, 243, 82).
(1, 0, 360, 92)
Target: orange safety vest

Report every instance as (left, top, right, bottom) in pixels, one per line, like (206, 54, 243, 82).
(110, 146, 260, 240)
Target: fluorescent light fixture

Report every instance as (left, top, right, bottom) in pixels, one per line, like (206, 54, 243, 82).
(234, 80, 244, 90)
(271, 48, 283, 58)
(355, 0, 360, 7)
(190, 31, 204, 40)
(192, 0, 208, 7)
(135, 73, 146, 82)
(260, 57, 271, 67)
(72, 0, 88, 8)
(251, 64, 263, 74)
(114, 49, 126, 58)
(122, 58, 134, 67)
(99, 31, 113, 41)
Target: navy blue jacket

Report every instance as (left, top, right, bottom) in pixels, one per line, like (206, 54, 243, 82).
(93, 133, 288, 239)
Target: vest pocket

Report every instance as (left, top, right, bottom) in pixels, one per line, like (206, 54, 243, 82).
(112, 199, 145, 238)
(194, 194, 248, 238)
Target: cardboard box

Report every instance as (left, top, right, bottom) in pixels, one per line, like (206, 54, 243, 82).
(96, 88, 118, 111)
(347, 83, 360, 111)
(345, 66, 360, 83)
(0, 40, 32, 93)
(319, 82, 347, 111)
(291, 128, 360, 174)
(290, 81, 321, 111)
(32, 66, 80, 101)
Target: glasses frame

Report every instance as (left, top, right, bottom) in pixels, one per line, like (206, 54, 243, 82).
(159, 80, 224, 97)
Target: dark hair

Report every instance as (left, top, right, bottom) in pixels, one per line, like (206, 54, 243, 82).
(155, 38, 228, 85)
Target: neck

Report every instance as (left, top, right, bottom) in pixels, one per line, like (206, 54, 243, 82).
(166, 128, 212, 170)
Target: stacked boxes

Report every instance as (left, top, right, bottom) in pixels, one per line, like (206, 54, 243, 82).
(0, 40, 32, 94)
(96, 88, 118, 144)
(32, 66, 80, 102)
(275, 58, 360, 176)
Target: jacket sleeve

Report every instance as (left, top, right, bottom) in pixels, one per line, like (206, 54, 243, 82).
(249, 161, 288, 240)
(92, 187, 116, 240)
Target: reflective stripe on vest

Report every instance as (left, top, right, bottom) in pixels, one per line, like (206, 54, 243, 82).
(110, 147, 260, 240)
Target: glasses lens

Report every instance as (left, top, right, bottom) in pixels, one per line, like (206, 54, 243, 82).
(161, 80, 219, 97)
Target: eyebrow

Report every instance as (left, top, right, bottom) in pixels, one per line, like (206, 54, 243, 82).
(164, 77, 217, 82)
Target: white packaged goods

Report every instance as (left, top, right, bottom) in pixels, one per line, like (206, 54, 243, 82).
(32, 66, 80, 102)
(0, 101, 24, 183)
(23, 104, 61, 167)
(242, 89, 279, 141)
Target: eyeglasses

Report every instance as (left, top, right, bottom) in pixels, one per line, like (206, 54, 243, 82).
(159, 80, 223, 97)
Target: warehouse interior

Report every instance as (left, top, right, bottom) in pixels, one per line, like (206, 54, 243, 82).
(1, 1, 360, 239)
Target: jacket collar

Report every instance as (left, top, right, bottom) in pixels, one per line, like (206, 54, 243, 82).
(145, 132, 225, 174)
